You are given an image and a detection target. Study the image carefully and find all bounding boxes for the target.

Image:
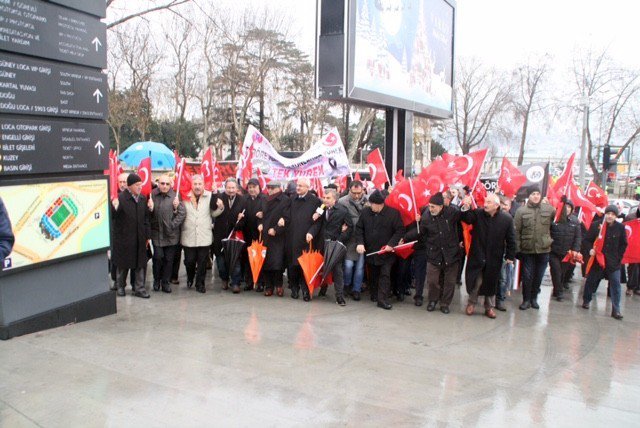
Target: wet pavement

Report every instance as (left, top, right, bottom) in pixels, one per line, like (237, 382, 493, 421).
(1, 269, 639, 427)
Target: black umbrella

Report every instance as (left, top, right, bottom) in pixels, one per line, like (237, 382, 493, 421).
(222, 238, 245, 277)
(321, 240, 347, 281)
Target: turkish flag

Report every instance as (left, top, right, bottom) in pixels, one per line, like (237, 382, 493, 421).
(546, 176, 561, 209)
(471, 179, 487, 208)
(354, 171, 362, 182)
(395, 169, 405, 184)
(416, 157, 453, 199)
(441, 149, 488, 189)
(497, 157, 527, 198)
(108, 150, 119, 200)
(201, 147, 215, 191)
(552, 152, 576, 195)
(386, 179, 418, 226)
(337, 175, 348, 192)
(137, 157, 152, 197)
(622, 219, 640, 264)
(237, 143, 255, 187)
(312, 177, 324, 198)
(366, 148, 390, 189)
(567, 181, 598, 230)
(585, 181, 609, 208)
(256, 168, 270, 193)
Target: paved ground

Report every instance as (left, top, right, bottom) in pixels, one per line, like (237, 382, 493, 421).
(1, 268, 639, 427)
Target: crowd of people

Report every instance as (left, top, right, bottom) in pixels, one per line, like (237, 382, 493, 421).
(109, 173, 636, 321)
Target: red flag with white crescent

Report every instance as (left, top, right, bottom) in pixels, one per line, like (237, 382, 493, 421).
(568, 181, 598, 230)
(497, 157, 528, 198)
(366, 148, 390, 189)
(137, 157, 152, 197)
(108, 150, 119, 200)
(385, 179, 417, 226)
(585, 181, 609, 208)
(256, 168, 270, 193)
(201, 147, 214, 191)
(622, 219, 640, 264)
(441, 149, 488, 189)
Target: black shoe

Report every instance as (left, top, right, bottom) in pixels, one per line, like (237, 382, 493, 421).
(396, 293, 405, 302)
(519, 301, 531, 310)
(531, 300, 540, 309)
(440, 306, 450, 314)
(351, 291, 361, 301)
(244, 284, 254, 291)
(370, 294, 377, 302)
(582, 302, 590, 309)
(153, 281, 161, 291)
(318, 286, 328, 297)
(256, 285, 264, 293)
(302, 291, 310, 302)
(187, 280, 193, 289)
(291, 289, 299, 299)
(196, 285, 206, 294)
(612, 311, 623, 320)
(377, 302, 392, 310)
(134, 289, 150, 299)
(110, 282, 117, 291)
(634, 290, 640, 296)
(426, 301, 437, 312)
(563, 283, 571, 290)
(555, 295, 564, 302)
(116, 287, 125, 297)
(414, 296, 424, 307)
(161, 283, 172, 293)
(495, 301, 506, 312)
(336, 296, 346, 306)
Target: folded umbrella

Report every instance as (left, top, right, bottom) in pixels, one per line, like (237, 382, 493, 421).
(222, 238, 245, 277)
(297, 242, 324, 296)
(320, 240, 347, 281)
(248, 233, 267, 285)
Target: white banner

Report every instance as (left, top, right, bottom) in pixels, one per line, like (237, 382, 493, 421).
(238, 125, 351, 180)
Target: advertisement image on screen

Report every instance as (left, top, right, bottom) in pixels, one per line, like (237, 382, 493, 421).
(351, 0, 454, 115)
(0, 179, 110, 273)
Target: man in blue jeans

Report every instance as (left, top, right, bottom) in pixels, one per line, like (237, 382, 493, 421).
(339, 180, 368, 300)
(514, 186, 555, 310)
(582, 205, 628, 320)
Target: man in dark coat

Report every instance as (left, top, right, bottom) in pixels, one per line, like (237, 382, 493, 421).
(307, 189, 353, 305)
(0, 196, 14, 261)
(355, 190, 404, 310)
(549, 198, 581, 302)
(109, 173, 134, 290)
(286, 177, 322, 301)
(242, 178, 266, 291)
(418, 192, 463, 314)
(582, 204, 628, 320)
(460, 193, 516, 318)
(258, 181, 291, 297)
(212, 178, 246, 293)
(149, 174, 186, 293)
(111, 173, 152, 298)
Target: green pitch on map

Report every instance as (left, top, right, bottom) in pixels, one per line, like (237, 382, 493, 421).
(0, 179, 110, 272)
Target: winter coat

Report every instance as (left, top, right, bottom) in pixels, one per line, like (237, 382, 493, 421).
(243, 193, 266, 243)
(260, 191, 291, 271)
(181, 191, 216, 248)
(111, 190, 151, 270)
(514, 200, 555, 254)
(310, 202, 353, 243)
(150, 188, 186, 247)
(584, 219, 628, 275)
(550, 214, 581, 257)
(0, 197, 14, 260)
(338, 194, 368, 260)
(417, 205, 463, 266)
(286, 193, 322, 266)
(461, 208, 516, 296)
(212, 192, 246, 255)
(355, 205, 404, 266)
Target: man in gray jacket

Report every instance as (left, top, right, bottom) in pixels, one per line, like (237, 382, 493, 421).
(150, 174, 186, 293)
(338, 180, 368, 300)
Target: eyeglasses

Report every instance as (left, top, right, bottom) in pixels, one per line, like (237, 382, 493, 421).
(350, 190, 363, 195)
(158, 182, 170, 185)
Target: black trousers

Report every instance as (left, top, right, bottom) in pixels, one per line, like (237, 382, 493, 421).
(549, 253, 572, 298)
(183, 246, 210, 287)
(288, 264, 309, 294)
(367, 260, 393, 304)
(627, 264, 639, 291)
(171, 244, 182, 281)
(152, 243, 177, 285)
(264, 270, 283, 290)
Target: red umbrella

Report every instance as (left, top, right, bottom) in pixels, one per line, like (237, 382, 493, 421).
(297, 242, 324, 296)
(247, 233, 267, 285)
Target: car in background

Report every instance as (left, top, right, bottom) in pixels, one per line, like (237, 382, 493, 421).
(610, 198, 639, 217)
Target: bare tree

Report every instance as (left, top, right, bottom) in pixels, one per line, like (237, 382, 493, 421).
(165, 15, 197, 121)
(451, 58, 511, 154)
(107, 0, 191, 29)
(512, 57, 549, 165)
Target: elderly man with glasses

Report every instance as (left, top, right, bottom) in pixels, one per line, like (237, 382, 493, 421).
(149, 174, 186, 293)
(338, 180, 368, 300)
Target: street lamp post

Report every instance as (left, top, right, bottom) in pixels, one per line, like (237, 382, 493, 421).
(578, 94, 589, 189)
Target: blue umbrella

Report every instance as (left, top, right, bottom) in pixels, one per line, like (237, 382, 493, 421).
(119, 141, 175, 170)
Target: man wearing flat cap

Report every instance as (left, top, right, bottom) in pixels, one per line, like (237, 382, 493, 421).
(414, 192, 463, 314)
(355, 190, 404, 309)
(242, 178, 266, 291)
(514, 185, 555, 310)
(111, 173, 153, 298)
(582, 204, 627, 320)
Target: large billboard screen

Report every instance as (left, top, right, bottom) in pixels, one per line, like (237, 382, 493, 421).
(348, 0, 454, 117)
(0, 178, 110, 274)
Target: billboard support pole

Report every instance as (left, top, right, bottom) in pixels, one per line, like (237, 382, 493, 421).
(385, 108, 414, 184)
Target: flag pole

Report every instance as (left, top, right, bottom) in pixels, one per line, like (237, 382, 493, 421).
(408, 178, 420, 233)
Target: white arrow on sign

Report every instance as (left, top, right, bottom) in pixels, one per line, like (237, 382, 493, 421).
(92, 37, 102, 52)
(95, 140, 104, 155)
(93, 88, 103, 103)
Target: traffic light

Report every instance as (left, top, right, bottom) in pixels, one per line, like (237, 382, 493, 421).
(603, 144, 614, 170)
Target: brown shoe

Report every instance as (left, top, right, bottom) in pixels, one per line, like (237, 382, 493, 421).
(276, 287, 284, 297)
(626, 289, 633, 296)
(232, 285, 241, 294)
(264, 288, 273, 297)
(465, 304, 475, 316)
(485, 308, 497, 319)
(221, 281, 229, 291)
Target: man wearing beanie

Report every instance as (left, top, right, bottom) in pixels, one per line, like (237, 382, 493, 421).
(514, 185, 555, 310)
(582, 204, 627, 320)
(111, 173, 153, 298)
(416, 192, 463, 314)
(355, 190, 404, 309)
